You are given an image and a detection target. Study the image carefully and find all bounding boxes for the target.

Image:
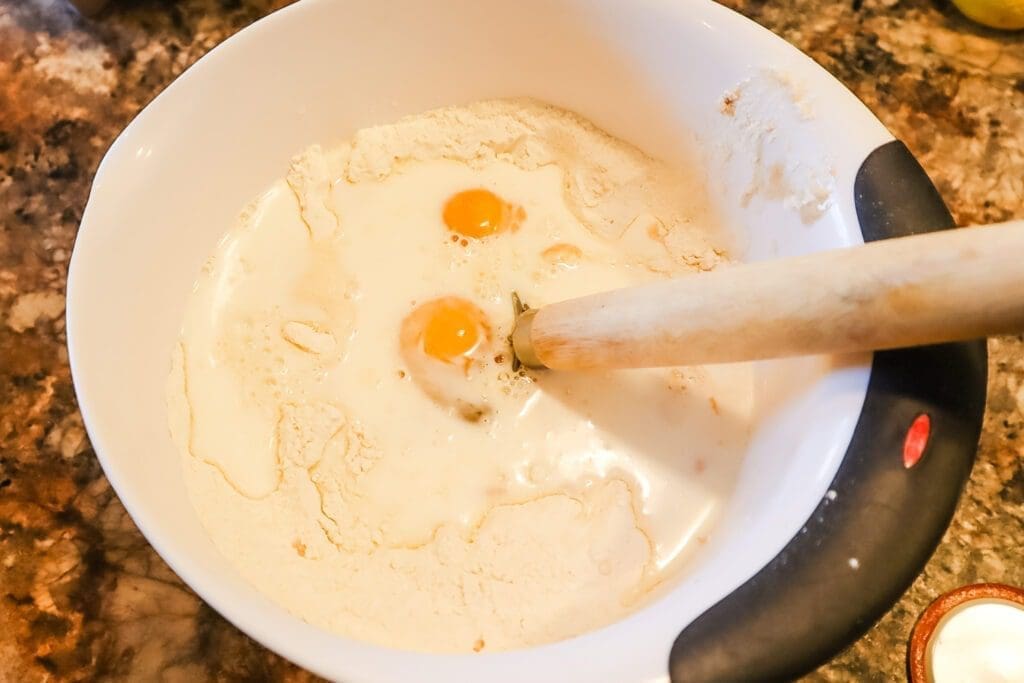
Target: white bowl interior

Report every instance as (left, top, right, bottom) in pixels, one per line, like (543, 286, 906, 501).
(67, 1, 893, 681)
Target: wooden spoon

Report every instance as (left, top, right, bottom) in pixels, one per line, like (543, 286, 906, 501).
(511, 220, 1024, 371)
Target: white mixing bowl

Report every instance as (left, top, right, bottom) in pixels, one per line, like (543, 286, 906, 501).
(68, 1, 968, 681)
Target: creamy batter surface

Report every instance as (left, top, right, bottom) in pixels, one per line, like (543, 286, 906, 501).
(167, 99, 753, 652)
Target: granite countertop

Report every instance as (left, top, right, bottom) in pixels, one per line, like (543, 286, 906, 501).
(0, 0, 1021, 680)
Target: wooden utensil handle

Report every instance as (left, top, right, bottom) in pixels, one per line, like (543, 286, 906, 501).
(523, 220, 1024, 370)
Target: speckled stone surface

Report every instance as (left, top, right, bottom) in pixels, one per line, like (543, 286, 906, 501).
(0, 0, 1020, 680)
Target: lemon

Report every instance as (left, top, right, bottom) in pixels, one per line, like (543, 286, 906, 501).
(952, 0, 1024, 29)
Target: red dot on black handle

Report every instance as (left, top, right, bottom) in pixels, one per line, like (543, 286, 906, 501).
(903, 413, 931, 469)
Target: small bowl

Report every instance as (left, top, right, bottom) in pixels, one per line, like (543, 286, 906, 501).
(67, 0, 986, 680)
(909, 583, 1024, 683)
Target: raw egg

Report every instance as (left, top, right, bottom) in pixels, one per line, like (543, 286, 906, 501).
(400, 297, 494, 421)
(402, 297, 489, 366)
(443, 189, 524, 239)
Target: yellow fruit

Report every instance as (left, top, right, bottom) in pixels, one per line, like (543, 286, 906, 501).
(952, 0, 1024, 29)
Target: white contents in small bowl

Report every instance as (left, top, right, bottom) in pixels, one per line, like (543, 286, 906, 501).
(929, 600, 1024, 683)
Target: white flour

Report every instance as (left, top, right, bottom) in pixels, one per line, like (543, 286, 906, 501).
(718, 69, 836, 225)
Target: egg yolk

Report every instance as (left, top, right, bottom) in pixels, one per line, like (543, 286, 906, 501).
(443, 189, 516, 239)
(402, 297, 489, 363)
